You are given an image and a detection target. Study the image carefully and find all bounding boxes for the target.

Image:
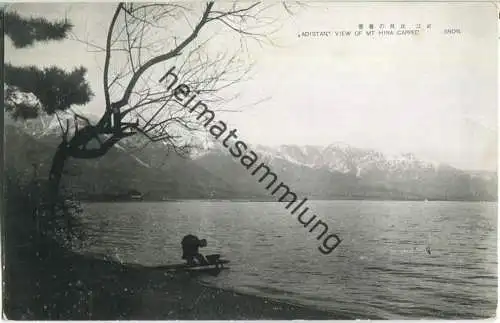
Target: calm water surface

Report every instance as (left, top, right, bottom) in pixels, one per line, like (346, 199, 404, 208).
(78, 201, 497, 319)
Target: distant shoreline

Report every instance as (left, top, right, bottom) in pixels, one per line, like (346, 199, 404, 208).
(80, 197, 497, 203)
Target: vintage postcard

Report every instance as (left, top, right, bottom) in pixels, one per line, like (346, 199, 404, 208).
(2, 1, 497, 320)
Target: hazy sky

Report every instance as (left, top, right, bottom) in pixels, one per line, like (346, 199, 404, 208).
(6, 2, 498, 171)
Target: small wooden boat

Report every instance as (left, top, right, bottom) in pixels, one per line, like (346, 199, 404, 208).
(152, 254, 229, 275)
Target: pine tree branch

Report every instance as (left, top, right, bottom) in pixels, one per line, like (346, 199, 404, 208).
(4, 11, 73, 48)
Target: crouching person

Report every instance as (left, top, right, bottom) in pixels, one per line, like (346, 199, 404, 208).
(181, 234, 209, 266)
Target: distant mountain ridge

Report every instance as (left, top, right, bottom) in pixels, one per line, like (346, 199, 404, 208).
(193, 142, 442, 175)
(191, 141, 497, 201)
(5, 113, 497, 201)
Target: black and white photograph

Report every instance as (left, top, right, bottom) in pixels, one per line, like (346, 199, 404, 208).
(2, 1, 497, 320)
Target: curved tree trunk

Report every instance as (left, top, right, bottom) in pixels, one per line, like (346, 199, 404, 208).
(35, 142, 70, 258)
(49, 142, 69, 200)
(47, 142, 69, 229)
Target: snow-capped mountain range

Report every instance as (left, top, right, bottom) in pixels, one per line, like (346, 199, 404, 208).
(5, 112, 497, 201)
(5, 112, 147, 155)
(5, 111, 98, 138)
(253, 144, 440, 177)
(189, 140, 444, 179)
(1, 112, 476, 175)
(4, 112, 490, 177)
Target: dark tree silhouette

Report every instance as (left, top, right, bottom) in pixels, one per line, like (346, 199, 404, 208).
(3, 8, 94, 229)
(5, 2, 303, 206)
(4, 10, 93, 119)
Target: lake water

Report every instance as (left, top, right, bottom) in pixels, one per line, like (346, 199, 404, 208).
(78, 200, 497, 319)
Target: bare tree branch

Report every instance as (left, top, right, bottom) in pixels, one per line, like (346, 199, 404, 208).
(114, 2, 215, 110)
(51, 1, 304, 168)
(104, 3, 124, 111)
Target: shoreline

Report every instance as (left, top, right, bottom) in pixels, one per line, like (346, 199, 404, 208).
(142, 271, 350, 320)
(5, 240, 348, 320)
(93, 255, 348, 320)
(80, 198, 498, 203)
(195, 280, 368, 320)
(6, 232, 495, 320)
